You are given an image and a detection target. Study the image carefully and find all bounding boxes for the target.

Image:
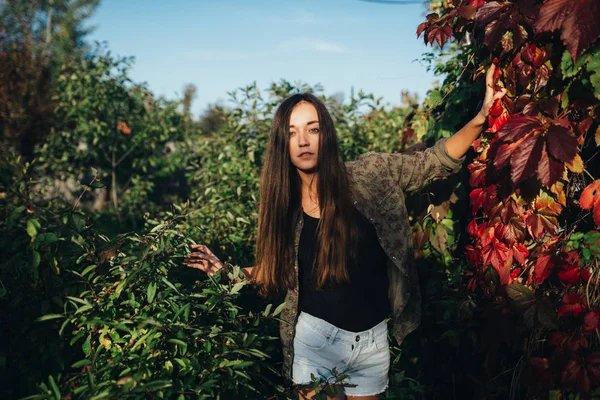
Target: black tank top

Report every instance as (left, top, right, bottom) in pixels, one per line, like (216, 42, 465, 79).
(298, 209, 391, 332)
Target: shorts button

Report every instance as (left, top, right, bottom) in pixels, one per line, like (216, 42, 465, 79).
(355, 335, 360, 342)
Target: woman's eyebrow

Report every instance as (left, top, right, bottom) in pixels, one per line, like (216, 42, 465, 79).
(289, 120, 319, 128)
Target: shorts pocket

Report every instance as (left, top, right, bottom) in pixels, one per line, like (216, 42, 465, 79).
(295, 324, 329, 350)
(374, 333, 389, 351)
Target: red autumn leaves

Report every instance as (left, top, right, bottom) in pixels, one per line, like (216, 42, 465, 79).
(117, 120, 131, 135)
(416, 0, 488, 50)
(550, 298, 600, 393)
(580, 180, 600, 227)
(525, 352, 600, 395)
(467, 186, 567, 286)
(483, 44, 579, 188)
(417, 13, 453, 50)
(475, 0, 600, 64)
(417, 0, 600, 396)
(492, 115, 578, 186)
(533, 0, 600, 63)
(525, 305, 600, 394)
(558, 293, 587, 318)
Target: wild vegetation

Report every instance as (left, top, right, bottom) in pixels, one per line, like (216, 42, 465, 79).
(1, 0, 598, 398)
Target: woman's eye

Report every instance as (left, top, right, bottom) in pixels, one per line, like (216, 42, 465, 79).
(311, 128, 320, 133)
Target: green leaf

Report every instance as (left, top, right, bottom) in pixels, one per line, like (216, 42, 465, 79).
(131, 331, 152, 351)
(586, 51, 600, 99)
(75, 304, 93, 314)
(561, 49, 591, 77)
(147, 282, 157, 304)
(82, 335, 91, 357)
(48, 375, 61, 399)
(59, 319, 70, 336)
(272, 302, 286, 317)
(66, 296, 90, 306)
(36, 314, 65, 322)
(161, 277, 180, 293)
(35, 233, 58, 247)
(570, 232, 584, 241)
(262, 303, 273, 317)
(90, 181, 106, 189)
(228, 234, 243, 243)
(139, 379, 171, 390)
(168, 338, 188, 355)
(26, 219, 38, 241)
(431, 224, 448, 254)
(219, 359, 244, 368)
(72, 359, 92, 368)
(173, 358, 186, 368)
(80, 264, 97, 278)
(230, 281, 245, 295)
(167, 339, 187, 347)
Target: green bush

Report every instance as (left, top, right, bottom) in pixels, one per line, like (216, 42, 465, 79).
(2, 50, 447, 399)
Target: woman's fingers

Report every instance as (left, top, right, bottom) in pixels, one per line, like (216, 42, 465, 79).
(189, 262, 215, 273)
(187, 260, 208, 270)
(493, 87, 507, 100)
(186, 258, 218, 274)
(486, 63, 495, 87)
(190, 243, 213, 255)
(478, 64, 507, 118)
(186, 251, 219, 265)
(185, 244, 224, 276)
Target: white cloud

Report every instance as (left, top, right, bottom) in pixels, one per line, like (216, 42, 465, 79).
(313, 41, 347, 54)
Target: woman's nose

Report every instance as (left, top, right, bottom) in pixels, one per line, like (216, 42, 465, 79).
(298, 130, 310, 145)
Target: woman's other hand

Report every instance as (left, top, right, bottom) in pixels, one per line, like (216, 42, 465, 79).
(477, 63, 507, 120)
(184, 244, 225, 276)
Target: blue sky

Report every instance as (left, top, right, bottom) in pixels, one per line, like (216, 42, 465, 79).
(87, 0, 438, 117)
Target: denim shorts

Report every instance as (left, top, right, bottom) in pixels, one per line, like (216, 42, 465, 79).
(292, 311, 390, 397)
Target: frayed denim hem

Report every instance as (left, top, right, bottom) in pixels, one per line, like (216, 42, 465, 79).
(345, 381, 389, 397)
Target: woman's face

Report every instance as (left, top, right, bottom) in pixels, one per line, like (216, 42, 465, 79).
(288, 101, 320, 173)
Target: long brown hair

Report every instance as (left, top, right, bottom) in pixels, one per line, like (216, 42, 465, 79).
(253, 93, 362, 297)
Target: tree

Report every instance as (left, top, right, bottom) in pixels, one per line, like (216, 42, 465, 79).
(197, 101, 228, 136)
(0, 0, 99, 156)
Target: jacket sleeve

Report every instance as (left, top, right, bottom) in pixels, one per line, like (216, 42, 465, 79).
(376, 137, 465, 193)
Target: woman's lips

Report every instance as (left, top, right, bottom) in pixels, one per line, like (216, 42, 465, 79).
(299, 152, 313, 158)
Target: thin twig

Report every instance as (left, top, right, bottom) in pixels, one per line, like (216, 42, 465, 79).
(72, 176, 96, 213)
(421, 52, 476, 117)
(115, 140, 141, 168)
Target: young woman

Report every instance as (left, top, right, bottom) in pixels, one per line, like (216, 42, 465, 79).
(185, 65, 506, 399)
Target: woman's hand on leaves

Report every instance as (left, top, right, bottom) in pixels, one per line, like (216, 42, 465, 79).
(184, 244, 225, 276)
(478, 63, 507, 120)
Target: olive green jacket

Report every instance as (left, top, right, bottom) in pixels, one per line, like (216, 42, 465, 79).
(279, 138, 465, 381)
